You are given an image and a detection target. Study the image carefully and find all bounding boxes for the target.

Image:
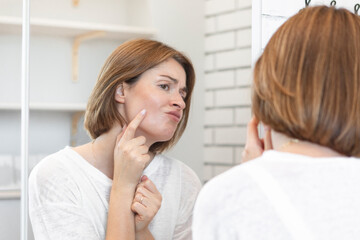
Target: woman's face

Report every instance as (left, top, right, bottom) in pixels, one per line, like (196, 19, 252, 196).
(118, 58, 187, 145)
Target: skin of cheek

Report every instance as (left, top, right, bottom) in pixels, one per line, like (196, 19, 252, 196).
(126, 91, 178, 143)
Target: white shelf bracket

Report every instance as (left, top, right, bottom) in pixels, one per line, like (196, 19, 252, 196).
(72, 0, 79, 7)
(72, 31, 106, 82)
(71, 111, 86, 146)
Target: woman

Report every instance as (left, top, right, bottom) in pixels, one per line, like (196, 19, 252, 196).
(29, 39, 202, 240)
(193, 6, 360, 240)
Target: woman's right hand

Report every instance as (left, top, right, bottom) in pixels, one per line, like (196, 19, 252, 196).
(113, 109, 151, 189)
(241, 116, 273, 163)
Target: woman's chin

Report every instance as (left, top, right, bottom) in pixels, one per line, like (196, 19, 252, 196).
(158, 135, 174, 142)
(153, 131, 176, 143)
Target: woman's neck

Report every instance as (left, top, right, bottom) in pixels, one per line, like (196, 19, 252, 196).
(271, 130, 343, 158)
(90, 128, 119, 179)
(74, 124, 155, 179)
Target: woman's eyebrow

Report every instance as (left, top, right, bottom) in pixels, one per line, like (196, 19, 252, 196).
(160, 74, 188, 93)
(160, 74, 178, 83)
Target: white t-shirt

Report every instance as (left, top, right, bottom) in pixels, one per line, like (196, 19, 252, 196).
(193, 150, 360, 240)
(29, 146, 202, 240)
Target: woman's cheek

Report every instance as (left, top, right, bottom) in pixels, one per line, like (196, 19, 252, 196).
(143, 112, 161, 128)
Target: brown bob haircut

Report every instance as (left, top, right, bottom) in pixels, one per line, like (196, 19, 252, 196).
(252, 6, 360, 156)
(84, 39, 195, 153)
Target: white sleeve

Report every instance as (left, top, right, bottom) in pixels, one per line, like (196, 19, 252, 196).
(172, 165, 202, 240)
(30, 204, 101, 240)
(29, 163, 102, 240)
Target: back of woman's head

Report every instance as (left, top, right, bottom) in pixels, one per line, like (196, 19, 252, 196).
(84, 39, 195, 153)
(252, 6, 360, 156)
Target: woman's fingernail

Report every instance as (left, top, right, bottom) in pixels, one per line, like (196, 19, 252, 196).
(141, 109, 146, 115)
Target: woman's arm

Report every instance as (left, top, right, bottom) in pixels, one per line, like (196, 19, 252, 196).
(106, 183, 137, 240)
(106, 110, 151, 240)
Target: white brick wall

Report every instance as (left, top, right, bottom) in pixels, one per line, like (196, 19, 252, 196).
(204, 108, 233, 126)
(203, 165, 214, 181)
(215, 127, 247, 145)
(205, 54, 215, 71)
(204, 146, 233, 164)
(235, 107, 252, 124)
(234, 146, 245, 164)
(204, 91, 214, 107)
(205, 0, 236, 16)
(215, 88, 251, 106)
(216, 48, 251, 69)
(205, 32, 235, 52)
(237, 0, 252, 9)
(203, 0, 252, 182)
(236, 68, 252, 86)
(213, 165, 233, 176)
(205, 17, 217, 34)
(236, 28, 252, 48)
(204, 128, 213, 145)
(217, 9, 251, 31)
(205, 70, 234, 89)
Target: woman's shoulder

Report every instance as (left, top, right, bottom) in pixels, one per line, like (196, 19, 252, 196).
(29, 147, 83, 205)
(196, 161, 262, 209)
(29, 147, 82, 195)
(201, 164, 244, 192)
(30, 147, 75, 178)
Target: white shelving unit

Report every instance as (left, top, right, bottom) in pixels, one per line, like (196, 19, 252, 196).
(0, 0, 156, 110)
(0, 0, 156, 198)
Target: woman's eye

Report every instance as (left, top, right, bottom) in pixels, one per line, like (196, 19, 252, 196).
(159, 84, 169, 90)
(180, 93, 186, 100)
(180, 90, 187, 100)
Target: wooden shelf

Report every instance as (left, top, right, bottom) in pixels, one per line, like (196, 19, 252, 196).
(0, 102, 86, 111)
(0, 16, 156, 39)
(0, 189, 20, 199)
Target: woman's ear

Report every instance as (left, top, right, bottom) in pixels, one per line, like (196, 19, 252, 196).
(115, 84, 125, 103)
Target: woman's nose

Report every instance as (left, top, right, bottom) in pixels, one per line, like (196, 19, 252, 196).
(171, 93, 186, 110)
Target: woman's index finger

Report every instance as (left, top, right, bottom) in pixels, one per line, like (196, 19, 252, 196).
(121, 109, 146, 142)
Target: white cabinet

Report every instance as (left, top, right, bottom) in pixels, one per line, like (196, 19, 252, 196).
(0, 0, 156, 193)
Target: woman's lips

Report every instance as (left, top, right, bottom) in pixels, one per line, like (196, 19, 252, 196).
(166, 111, 181, 122)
